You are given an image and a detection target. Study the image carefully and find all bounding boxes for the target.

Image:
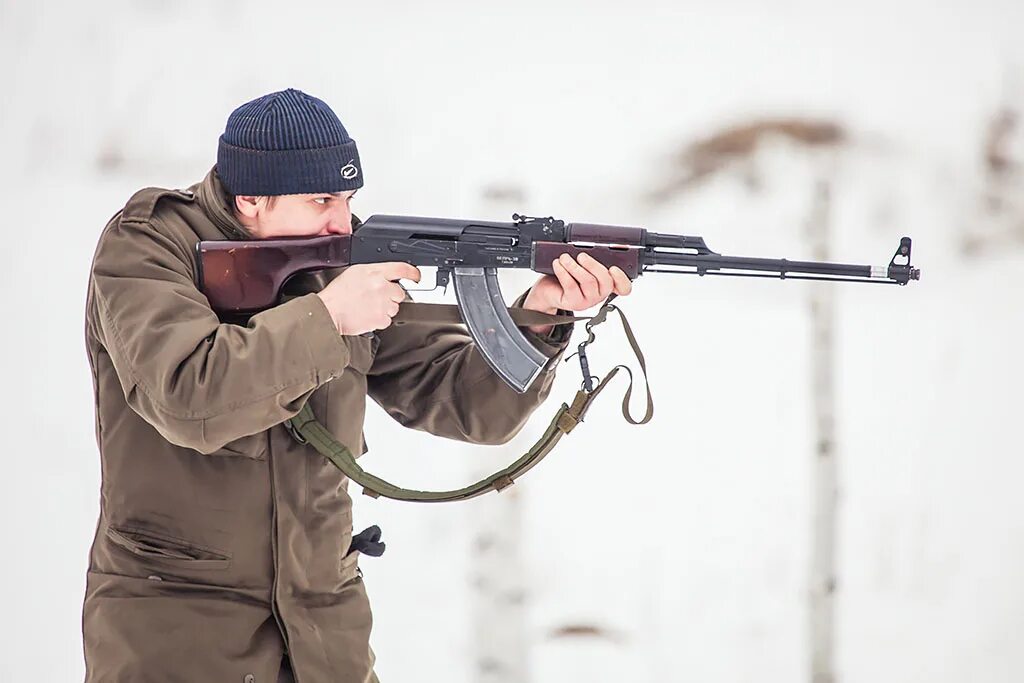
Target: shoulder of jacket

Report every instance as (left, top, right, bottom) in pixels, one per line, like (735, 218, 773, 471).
(120, 186, 197, 224)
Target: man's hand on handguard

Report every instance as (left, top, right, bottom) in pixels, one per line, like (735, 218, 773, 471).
(522, 252, 633, 335)
(317, 262, 421, 335)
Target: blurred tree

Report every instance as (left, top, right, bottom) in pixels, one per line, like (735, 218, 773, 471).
(967, 74, 1024, 255)
(468, 183, 533, 683)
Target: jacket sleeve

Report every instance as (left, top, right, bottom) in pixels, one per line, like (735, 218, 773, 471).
(366, 291, 573, 445)
(90, 216, 351, 454)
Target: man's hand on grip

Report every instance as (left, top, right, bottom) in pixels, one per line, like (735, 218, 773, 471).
(316, 262, 421, 335)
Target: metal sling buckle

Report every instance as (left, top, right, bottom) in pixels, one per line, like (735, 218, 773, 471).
(284, 417, 309, 445)
(565, 297, 618, 393)
(567, 337, 598, 393)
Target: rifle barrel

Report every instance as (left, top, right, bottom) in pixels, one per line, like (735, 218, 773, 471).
(645, 250, 919, 284)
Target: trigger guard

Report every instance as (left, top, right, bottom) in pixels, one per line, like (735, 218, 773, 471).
(451, 267, 547, 393)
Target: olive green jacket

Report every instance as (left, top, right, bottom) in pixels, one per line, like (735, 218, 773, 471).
(82, 168, 569, 682)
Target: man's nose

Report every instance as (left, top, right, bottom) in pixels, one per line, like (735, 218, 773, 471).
(323, 206, 352, 235)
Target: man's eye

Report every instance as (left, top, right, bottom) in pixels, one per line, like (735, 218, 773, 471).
(313, 197, 330, 206)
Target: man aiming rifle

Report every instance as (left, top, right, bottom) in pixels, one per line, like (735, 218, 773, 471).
(82, 88, 631, 683)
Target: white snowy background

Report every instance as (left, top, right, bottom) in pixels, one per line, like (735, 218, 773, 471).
(1, 0, 1022, 681)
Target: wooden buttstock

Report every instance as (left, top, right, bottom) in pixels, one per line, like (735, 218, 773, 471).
(196, 235, 351, 314)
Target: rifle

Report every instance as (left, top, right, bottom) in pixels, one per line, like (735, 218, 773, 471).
(196, 213, 920, 393)
(195, 214, 919, 503)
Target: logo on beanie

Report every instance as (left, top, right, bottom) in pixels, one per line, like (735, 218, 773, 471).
(341, 161, 359, 180)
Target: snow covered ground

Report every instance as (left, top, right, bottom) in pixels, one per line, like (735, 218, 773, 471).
(2, 1, 1022, 681)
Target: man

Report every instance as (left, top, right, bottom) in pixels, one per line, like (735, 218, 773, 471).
(82, 88, 632, 682)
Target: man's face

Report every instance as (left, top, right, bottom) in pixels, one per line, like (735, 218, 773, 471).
(235, 190, 357, 239)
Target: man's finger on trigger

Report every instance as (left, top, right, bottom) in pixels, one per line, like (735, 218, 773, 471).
(387, 282, 407, 303)
(381, 261, 422, 283)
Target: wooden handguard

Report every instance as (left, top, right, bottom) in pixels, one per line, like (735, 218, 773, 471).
(531, 242, 641, 279)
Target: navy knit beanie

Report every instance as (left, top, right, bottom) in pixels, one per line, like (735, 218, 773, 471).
(216, 88, 363, 196)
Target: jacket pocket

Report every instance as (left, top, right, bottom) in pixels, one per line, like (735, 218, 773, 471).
(345, 333, 377, 375)
(212, 432, 268, 460)
(339, 548, 362, 585)
(106, 525, 231, 570)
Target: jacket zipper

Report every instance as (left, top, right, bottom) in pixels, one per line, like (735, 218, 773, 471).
(267, 430, 293, 661)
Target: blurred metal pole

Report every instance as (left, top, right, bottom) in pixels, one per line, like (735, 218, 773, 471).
(647, 119, 848, 681)
(807, 172, 838, 683)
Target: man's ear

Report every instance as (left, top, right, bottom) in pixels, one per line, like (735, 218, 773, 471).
(234, 195, 262, 219)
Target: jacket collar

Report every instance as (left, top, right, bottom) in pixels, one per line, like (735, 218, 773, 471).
(194, 167, 255, 241)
